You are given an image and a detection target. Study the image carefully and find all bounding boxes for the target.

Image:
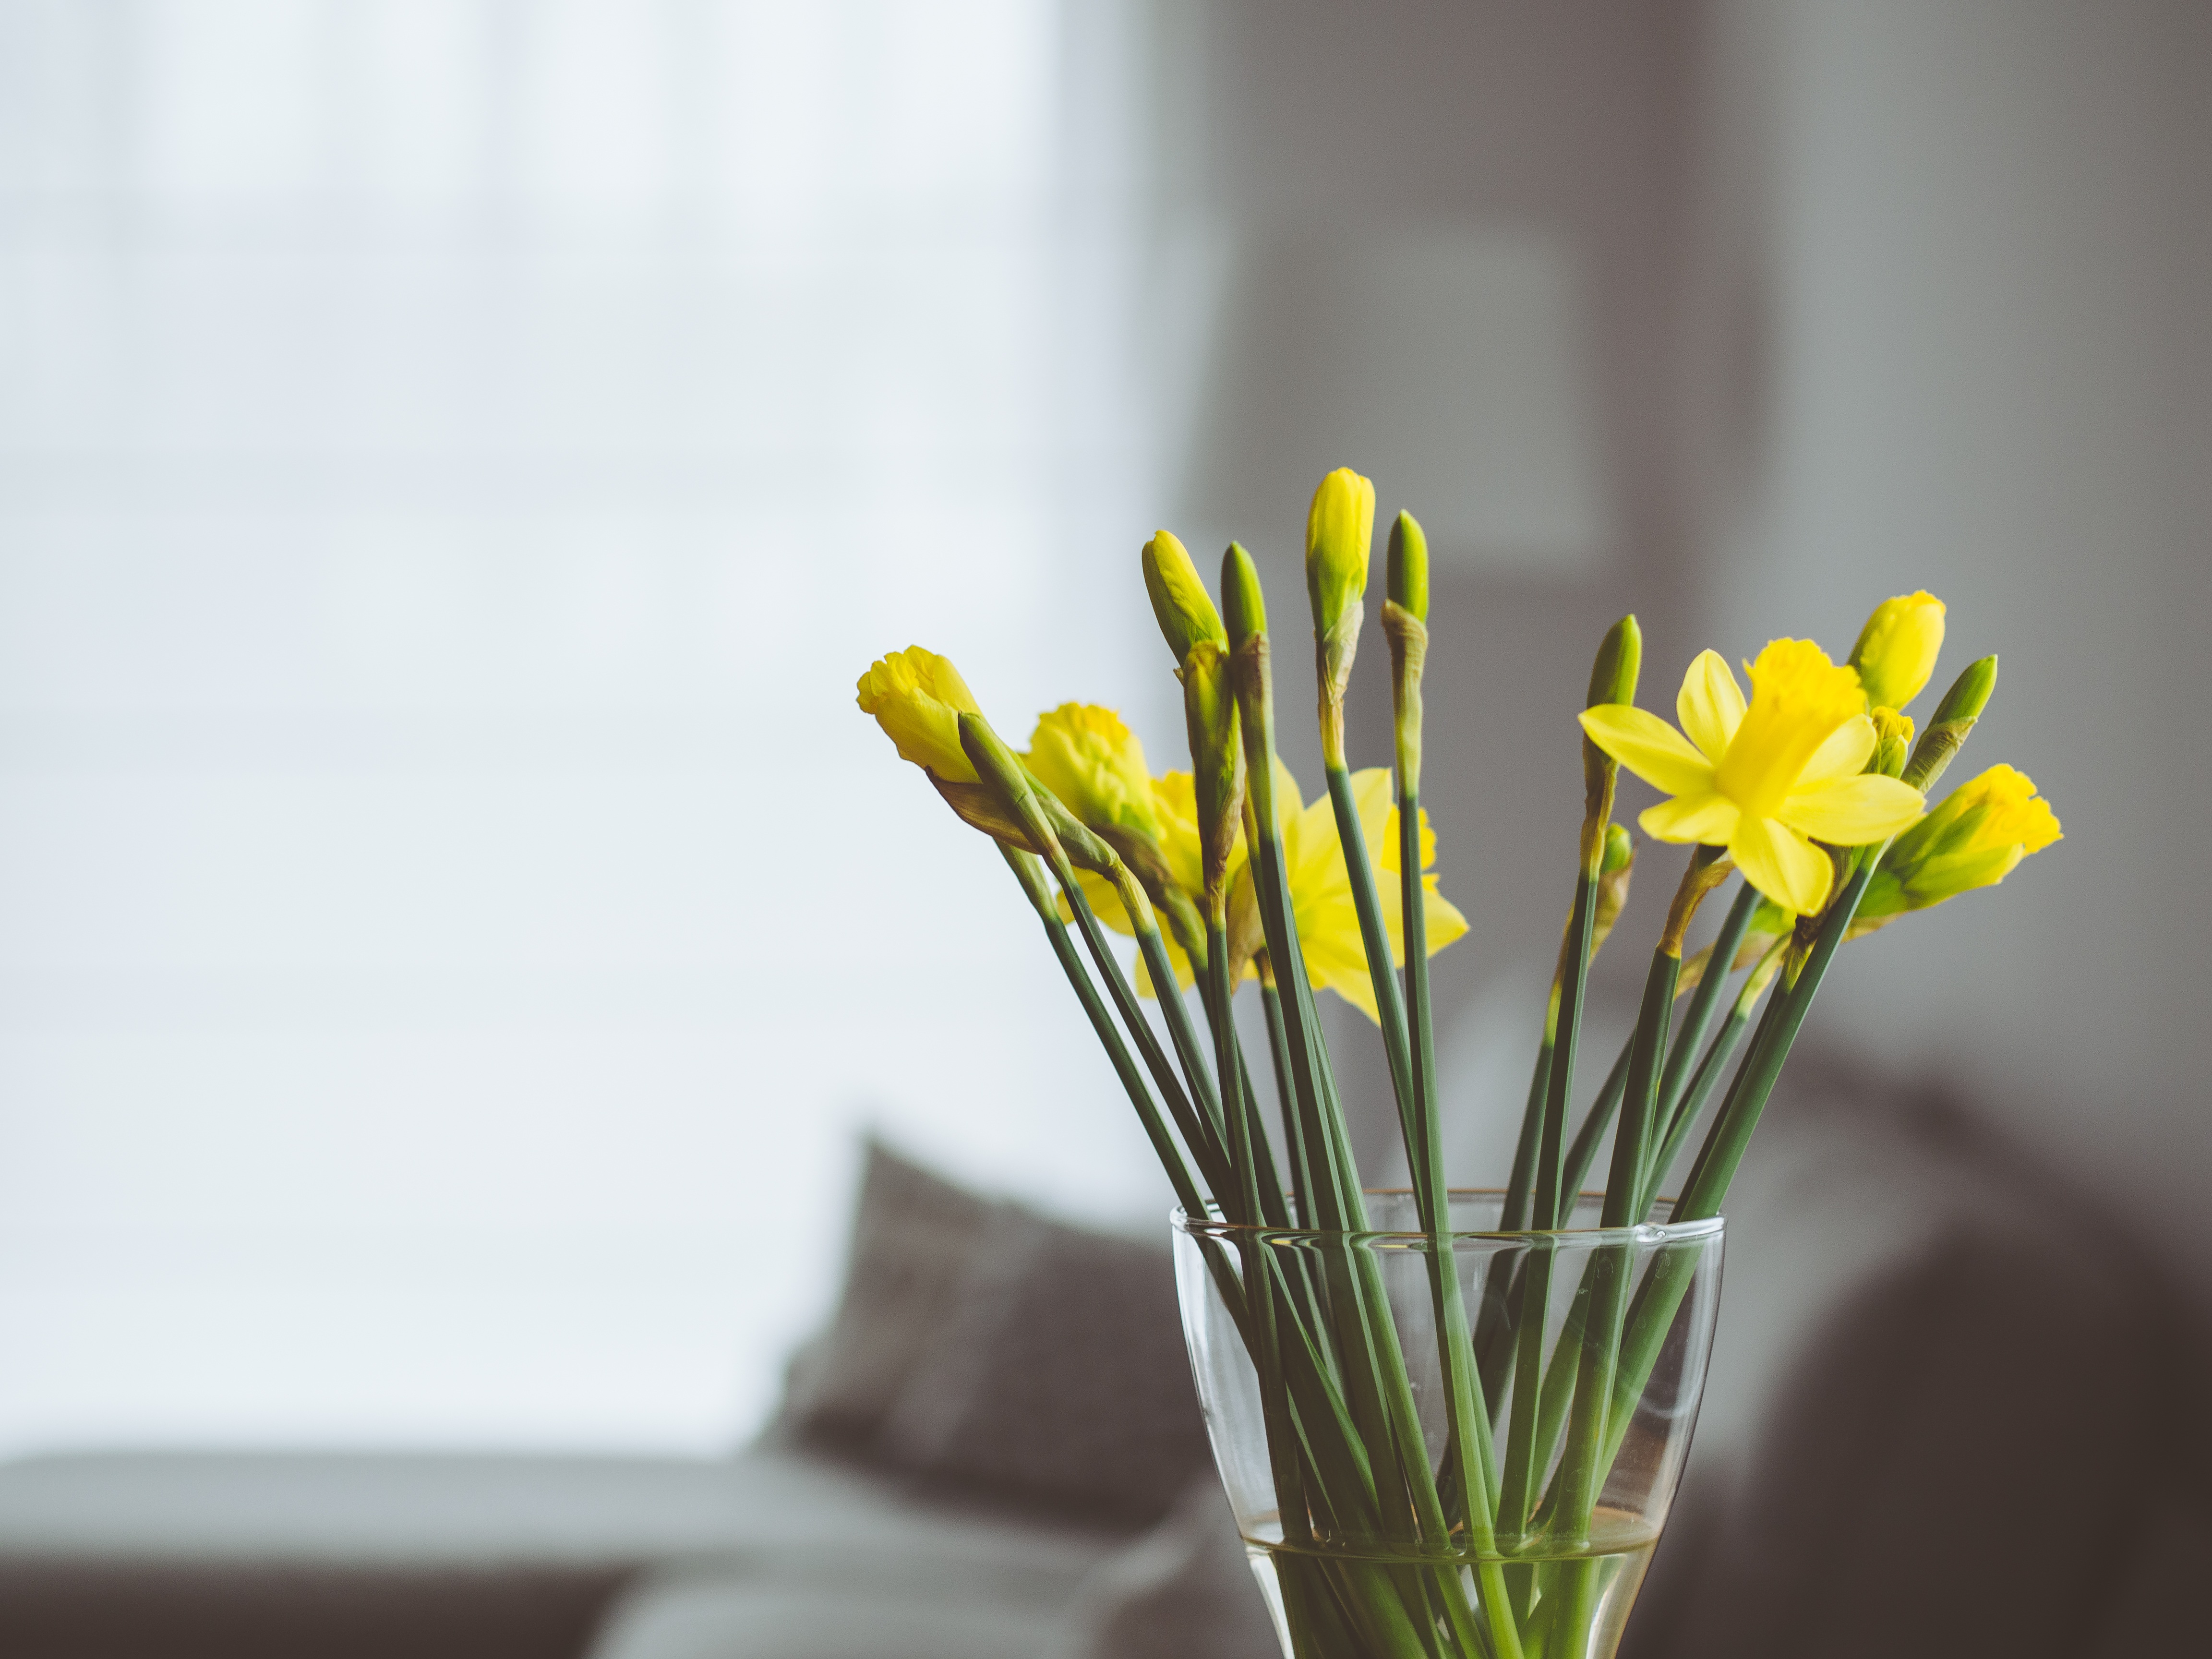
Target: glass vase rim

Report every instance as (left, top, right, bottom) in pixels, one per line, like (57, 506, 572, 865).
(1171, 1187, 1725, 1247)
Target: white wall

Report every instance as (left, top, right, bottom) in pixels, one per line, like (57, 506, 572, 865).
(1699, 0, 2212, 1278)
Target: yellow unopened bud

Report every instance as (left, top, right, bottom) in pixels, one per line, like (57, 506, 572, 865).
(1870, 708, 1915, 779)
(856, 647, 982, 782)
(1850, 591, 1946, 710)
(1853, 763, 2060, 933)
(1141, 531, 1226, 664)
(1305, 467, 1376, 636)
(1023, 704, 1166, 846)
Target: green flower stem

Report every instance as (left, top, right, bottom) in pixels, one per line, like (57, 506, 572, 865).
(1134, 920, 1234, 1165)
(1060, 878, 1232, 1198)
(1607, 948, 1679, 1227)
(1640, 955, 1773, 1214)
(1260, 978, 1315, 1229)
(1559, 1038, 1633, 1209)
(1032, 906, 1209, 1219)
(1502, 799, 1609, 1552)
(1671, 856, 1880, 1225)
(1651, 883, 1757, 1127)
(1502, 1037, 1550, 1232)
(1495, 1245, 1554, 1551)
(1229, 630, 1413, 1531)
(1542, 943, 1680, 1630)
(1196, 927, 1293, 1230)
(1577, 855, 1887, 1503)
(1322, 765, 1421, 1201)
(1535, 880, 1592, 1230)
(1403, 792, 1508, 1535)
(1244, 815, 1407, 1530)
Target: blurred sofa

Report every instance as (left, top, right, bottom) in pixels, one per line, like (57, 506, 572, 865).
(0, 1083, 2202, 1659)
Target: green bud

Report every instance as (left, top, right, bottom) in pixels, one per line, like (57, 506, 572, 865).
(1221, 541, 1268, 646)
(1385, 511, 1429, 622)
(1141, 531, 1226, 663)
(1929, 654, 1998, 726)
(1902, 655, 1997, 793)
(957, 712, 1118, 878)
(1587, 614, 1642, 709)
(1600, 821, 1634, 874)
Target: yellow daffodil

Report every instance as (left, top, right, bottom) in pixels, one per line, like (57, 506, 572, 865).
(1023, 704, 1167, 846)
(1849, 591, 1946, 711)
(1853, 764, 2061, 935)
(1228, 760, 1467, 1022)
(1579, 640, 1926, 916)
(1075, 759, 1467, 1014)
(855, 647, 983, 782)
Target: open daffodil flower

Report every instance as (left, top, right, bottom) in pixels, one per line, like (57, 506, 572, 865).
(1579, 638, 1926, 915)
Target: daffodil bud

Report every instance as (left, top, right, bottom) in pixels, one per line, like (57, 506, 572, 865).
(1221, 541, 1267, 647)
(959, 711, 1131, 890)
(1305, 467, 1375, 637)
(1307, 469, 1375, 770)
(957, 709, 1054, 852)
(1849, 591, 1946, 711)
(1178, 641, 1246, 914)
(1580, 615, 1641, 869)
(855, 647, 983, 782)
(1385, 511, 1428, 622)
(1587, 615, 1642, 709)
(1870, 708, 1915, 779)
(1142, 531, 1226, 665)
(1902, 654, 1998, 792)
(1852, 762, 2060, 936)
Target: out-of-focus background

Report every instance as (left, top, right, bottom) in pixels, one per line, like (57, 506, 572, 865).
(0, 1, 2205, 1644)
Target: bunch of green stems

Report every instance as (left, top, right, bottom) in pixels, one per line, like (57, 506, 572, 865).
(959, 522, 1995, 1659)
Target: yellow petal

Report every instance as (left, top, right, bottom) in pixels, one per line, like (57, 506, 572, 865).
(1640, 792, 1742, 844)
(1350, 767, 1395, 854)
(1023, 703, 1163, 842)
(854, 647, 983, 782)
(1676, 649, 1747, 765)
(1729, 814, 1833, 915)
(1797, 714, 1878, 785)
(1779, 773, 1926, 846)
(1327, 965, 1382, 1023)
(1713, 640, 1866, 816)
(1416, 875, 1468, 956)
(1577, 706, 1717, 798)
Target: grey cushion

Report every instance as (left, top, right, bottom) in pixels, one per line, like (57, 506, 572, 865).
(778, 1136, 999, 1446)
(0, 1445, 1127, 1659)
(877, 1202, 1210, 1523)
(1054, 1474, 1281, 1659)
(588, 1569, 1067, 1659)
(1626, 1070, 2170, 1659)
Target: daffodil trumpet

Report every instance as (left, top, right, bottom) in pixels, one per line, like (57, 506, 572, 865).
(859, 493, 2056, 1659)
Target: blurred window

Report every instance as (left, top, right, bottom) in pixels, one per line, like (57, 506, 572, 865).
(0, 0, 1157, 1454)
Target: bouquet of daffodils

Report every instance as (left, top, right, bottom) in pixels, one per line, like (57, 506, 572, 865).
(857, 468, 2057, 1659)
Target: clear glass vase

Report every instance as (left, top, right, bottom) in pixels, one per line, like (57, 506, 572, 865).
(1173, 1192, 1724, 1659)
